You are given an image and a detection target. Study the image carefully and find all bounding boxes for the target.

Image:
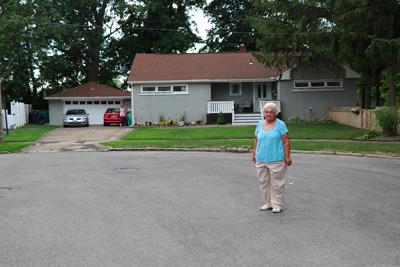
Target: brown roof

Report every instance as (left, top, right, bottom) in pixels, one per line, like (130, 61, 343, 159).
(46, 82, 130, 98)
(128, 52, 280, 82)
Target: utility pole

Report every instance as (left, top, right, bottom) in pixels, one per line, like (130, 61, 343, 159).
(0, 81, 3, 143)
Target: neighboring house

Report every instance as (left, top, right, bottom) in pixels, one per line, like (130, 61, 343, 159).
(127, 49, 361, 125)
(45, 82, 131, 125)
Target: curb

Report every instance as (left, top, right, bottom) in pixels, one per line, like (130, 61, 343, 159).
(105, 147, 400, 160)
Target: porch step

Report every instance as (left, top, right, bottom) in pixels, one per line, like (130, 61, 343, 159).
(233, 113, 262, 125)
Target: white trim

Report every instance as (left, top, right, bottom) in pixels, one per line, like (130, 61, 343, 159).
(291, 88, 345, 92)
(45, 96, 130, 100)
(140, 84, 188, 95)
(293, 80, 343, 89)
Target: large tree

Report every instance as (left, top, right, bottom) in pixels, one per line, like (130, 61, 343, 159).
(117, 0, 203, 76)
(251, 0, 400, 106)
(202, 0, 262, 52)
(0, 0, 53, 107)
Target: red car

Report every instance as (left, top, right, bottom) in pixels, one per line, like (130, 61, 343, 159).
(103, 108, 120, 126)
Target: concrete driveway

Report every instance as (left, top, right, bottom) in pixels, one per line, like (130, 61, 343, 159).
(23, 125, 132, 153)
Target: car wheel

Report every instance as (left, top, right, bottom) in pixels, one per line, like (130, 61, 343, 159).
(104, 123, 108, 126)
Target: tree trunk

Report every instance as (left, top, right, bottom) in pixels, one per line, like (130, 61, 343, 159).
(388, 66, 396, 106)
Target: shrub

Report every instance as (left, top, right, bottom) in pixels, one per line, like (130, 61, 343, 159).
(375, 107, 399, 136)
(363, 130, 379, 139)
(217, 112, 226, 125)
(288, 116, 303, 122)
(318, 117, 333, 122)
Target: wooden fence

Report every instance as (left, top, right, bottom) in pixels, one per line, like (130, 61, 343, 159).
(329, 107, 400, 131)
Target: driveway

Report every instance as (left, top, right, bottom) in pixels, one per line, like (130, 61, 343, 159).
(23, 125, 132, 153)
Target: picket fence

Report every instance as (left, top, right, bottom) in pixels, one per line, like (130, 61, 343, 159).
(1, 100, 32, 130)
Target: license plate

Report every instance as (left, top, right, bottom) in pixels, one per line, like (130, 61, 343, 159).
(73, 121, 77, 123)
(112, 115, 117, 118)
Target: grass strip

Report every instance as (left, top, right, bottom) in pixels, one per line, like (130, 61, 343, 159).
(102, 140, 400, 157)
(4, 125, 58, 142)
(122, 124, 366, 140)
(0, 143, 30, 153)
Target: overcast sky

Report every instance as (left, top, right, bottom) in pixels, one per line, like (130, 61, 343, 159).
(189, 6, 212, 52)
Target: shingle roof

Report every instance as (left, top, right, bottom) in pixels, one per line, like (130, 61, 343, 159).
(128, 52, 280, 82)
(46, 82, 130, 98)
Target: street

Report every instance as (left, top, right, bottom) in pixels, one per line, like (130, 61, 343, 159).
(1, 152, 399, 267)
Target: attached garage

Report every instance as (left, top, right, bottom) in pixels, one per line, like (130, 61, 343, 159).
(45, 82, 131, 126)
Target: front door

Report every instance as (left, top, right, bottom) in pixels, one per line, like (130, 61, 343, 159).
(255, 83, 272, 112)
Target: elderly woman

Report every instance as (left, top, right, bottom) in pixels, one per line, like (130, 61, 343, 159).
(252, 102, 292, 213)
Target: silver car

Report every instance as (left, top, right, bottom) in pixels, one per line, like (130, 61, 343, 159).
(63, 109, 89, 127)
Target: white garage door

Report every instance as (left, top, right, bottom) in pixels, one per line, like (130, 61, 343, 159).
(63, 99, 122, 125)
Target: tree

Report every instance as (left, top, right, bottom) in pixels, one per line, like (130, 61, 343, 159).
(0, 0, 50, 107)
(117, 0, 203, 75)
(202, 0, 262, 52)
(250, 0, 400, 107)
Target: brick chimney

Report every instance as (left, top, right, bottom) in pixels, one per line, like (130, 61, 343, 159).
(239, 43, 246, 52)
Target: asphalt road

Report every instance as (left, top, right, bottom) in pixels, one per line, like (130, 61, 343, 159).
(0, 151, 399, 267)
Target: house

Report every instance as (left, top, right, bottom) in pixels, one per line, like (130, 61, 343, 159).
(127, 49, 361, 125)
(45, 82, 131, 125)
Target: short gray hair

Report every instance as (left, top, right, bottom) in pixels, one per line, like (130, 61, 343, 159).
(262, 102, 278, 114)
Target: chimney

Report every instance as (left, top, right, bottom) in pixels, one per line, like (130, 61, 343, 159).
(239, 43, 246, 53)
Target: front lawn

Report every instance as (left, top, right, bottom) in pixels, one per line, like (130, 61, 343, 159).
(4, 125, 58, 142)
(121, 123, 366, 140)
(1, 124, 58, 153)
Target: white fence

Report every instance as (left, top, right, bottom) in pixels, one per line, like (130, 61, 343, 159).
(1, 101, 32, 130)
(207, 101, 234, 114)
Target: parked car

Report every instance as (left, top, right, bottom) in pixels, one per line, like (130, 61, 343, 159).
(103, 107, 120, 126)
(63, 109, 89, 127)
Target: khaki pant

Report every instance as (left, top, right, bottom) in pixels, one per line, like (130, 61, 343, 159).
(255, 160, 287, 208)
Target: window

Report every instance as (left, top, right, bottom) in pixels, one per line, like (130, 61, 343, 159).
(87, 101, 93, 105)
(230, 83, 242, 95)
(293, 80, 343, 90)
(80, 101, 86, 105)
(143, 87, 156, 92)
(140, 84, 188, 94)
(173, 85, 186, 92)
(108, 101, 114, 105)
(73, 101, 78, 105)
(65, 101, 71, 105)
(101, 101, 107, 104)
(115, 101, 121, 104)
(94, 101, 100, 105)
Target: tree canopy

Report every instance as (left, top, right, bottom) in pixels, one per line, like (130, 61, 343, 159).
(251, 0, 400, 106)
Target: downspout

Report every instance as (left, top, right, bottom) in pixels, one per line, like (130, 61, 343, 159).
(130, 84, 135, 126)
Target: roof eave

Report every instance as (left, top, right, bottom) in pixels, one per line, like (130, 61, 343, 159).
(45, 96, 131, 100)
(127, 78, 279, 85)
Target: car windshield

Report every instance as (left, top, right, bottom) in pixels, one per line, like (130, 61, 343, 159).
(66, 110, 86, 115)
(106, 108, 119, 113)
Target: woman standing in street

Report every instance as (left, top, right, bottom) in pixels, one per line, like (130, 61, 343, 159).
(252, 102, 292, 213)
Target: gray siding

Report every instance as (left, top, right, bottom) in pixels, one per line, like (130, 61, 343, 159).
(211, 82, 254, 105)
(279, 63, 357, 120)
(48, 100, 64, 125)
(133, 83, 211, 124)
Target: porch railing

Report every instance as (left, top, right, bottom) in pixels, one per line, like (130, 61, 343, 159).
(207, 101, 235, 123)
(207, 101, 234, 114)
(260, 100, 281, 115)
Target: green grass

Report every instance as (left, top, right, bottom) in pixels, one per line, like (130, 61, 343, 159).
(3, 125, 58, 142)
(122, 123, 365, 140)
(1, 124, 58, 153)
(0, 143, 30, 153)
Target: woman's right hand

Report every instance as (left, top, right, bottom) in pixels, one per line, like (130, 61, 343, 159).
(252, 154, 256, 163)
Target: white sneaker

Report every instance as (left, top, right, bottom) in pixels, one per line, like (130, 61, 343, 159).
(260, 204, 273, 211)
(272, 207, 282, 213)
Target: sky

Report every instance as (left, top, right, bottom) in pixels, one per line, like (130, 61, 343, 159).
(189, 6, 212, 52)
